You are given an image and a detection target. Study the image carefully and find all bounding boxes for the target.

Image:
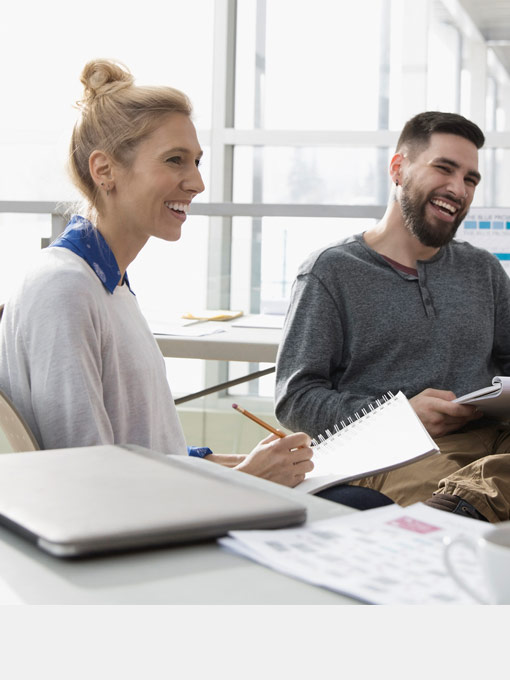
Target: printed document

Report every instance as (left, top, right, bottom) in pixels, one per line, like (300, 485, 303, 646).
(219, 503, 489, 604)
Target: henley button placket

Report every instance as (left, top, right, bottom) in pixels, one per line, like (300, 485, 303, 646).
(417, 265, 435, 318)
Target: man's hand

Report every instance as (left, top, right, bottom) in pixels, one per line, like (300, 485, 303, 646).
(409, 388, 483, 438)
(234, 432, 314, 487)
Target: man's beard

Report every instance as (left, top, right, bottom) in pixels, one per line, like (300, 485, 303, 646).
(400, 178, 466, 248)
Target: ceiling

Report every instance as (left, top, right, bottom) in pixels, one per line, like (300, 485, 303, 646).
(458, 0, 510, 75)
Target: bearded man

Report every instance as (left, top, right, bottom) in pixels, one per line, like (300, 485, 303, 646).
(275, 111, 510, 523)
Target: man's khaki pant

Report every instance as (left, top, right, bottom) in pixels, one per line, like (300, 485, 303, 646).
(351, 425, 510, 523)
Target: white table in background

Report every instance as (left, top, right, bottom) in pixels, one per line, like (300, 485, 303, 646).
(153, 316, 284, 403)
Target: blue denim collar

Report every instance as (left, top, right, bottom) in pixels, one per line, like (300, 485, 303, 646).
(50, 215, 134, 295)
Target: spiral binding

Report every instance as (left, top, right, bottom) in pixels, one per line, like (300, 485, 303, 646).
(311, 391, 396, 449)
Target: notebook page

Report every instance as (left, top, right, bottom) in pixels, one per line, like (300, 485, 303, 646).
(297, 391, 438, 493)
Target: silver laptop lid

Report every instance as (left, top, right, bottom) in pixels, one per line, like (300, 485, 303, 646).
(0, 445, 306, 557)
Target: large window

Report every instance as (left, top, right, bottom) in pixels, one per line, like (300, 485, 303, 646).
(2, 0, 510, 405)
(0, 0, 214, 203)
(0, 0, 214, 305)
(235, 0, 384, 131)
(228, 0, 510, 323)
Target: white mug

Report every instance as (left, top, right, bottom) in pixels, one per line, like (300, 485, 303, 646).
(444, 523, 510, 604)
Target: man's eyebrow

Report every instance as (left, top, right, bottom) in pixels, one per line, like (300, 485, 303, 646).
(430, 156, 481, 182)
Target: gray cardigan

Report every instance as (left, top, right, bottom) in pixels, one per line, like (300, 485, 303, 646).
(275, 233, 510, 438)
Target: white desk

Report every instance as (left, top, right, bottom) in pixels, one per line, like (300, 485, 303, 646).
(154, 317, 283, 403)
(154, 317, 282, 363)
(0, 469, 359, 605)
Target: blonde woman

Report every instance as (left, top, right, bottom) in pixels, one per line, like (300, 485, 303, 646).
(0, 59, 313, 487)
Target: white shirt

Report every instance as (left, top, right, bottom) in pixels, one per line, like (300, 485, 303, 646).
(0, 241, 187, 455)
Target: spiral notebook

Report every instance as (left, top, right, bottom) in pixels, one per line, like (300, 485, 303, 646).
(296, 391, 439, 494)
(454, 375, 510, 418)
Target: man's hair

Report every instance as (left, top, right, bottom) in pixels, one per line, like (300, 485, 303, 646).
(396, 111, 485, 158)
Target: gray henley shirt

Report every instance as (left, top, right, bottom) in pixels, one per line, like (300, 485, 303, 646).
(275, 233, 510, 438)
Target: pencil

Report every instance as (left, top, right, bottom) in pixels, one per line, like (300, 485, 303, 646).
(232, 403, 286, 438)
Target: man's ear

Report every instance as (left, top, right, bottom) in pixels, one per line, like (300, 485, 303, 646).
(389, 152, 405, 186)
(89, 150, 115, 190)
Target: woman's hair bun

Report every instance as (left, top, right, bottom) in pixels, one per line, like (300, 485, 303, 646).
(79, 59, 134, 105)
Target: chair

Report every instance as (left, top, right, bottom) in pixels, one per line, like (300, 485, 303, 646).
(0, 388, 39, 452)
(0, 302, 39, 452)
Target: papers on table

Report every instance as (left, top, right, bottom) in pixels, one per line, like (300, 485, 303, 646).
(219, 503, 490, 604)
(150, 320, 226, 338)
(231, 314, 285, 329)
(150, 313, 284, 337)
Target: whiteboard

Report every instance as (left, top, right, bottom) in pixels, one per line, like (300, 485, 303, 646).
(458, 207, 510, 276)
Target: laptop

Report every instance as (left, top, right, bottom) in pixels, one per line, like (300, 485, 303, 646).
(0, 445, 306, 558)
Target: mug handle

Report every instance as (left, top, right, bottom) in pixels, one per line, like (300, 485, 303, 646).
(443, 535, 488, 604)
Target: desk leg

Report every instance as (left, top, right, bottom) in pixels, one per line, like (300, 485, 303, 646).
(174, 366, 275, 405)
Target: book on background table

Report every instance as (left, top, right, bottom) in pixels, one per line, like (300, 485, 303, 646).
(182, 309, 243, 321)
(296, 391, 439, 494)
(453, 376, 510, 418)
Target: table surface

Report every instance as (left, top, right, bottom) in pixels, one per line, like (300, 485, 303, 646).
(0, 465, 359, 605)
(154, 316, 283, 363)
(13, 318, 359, 606)
(0, 316, 359, 605)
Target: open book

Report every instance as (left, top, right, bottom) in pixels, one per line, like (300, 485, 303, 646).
(453, 376, 510, 418)
(296, 391, 439, 494)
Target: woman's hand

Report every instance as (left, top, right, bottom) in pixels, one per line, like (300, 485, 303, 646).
(204, 453, 246, 468)
(233, 432, 314, 487)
